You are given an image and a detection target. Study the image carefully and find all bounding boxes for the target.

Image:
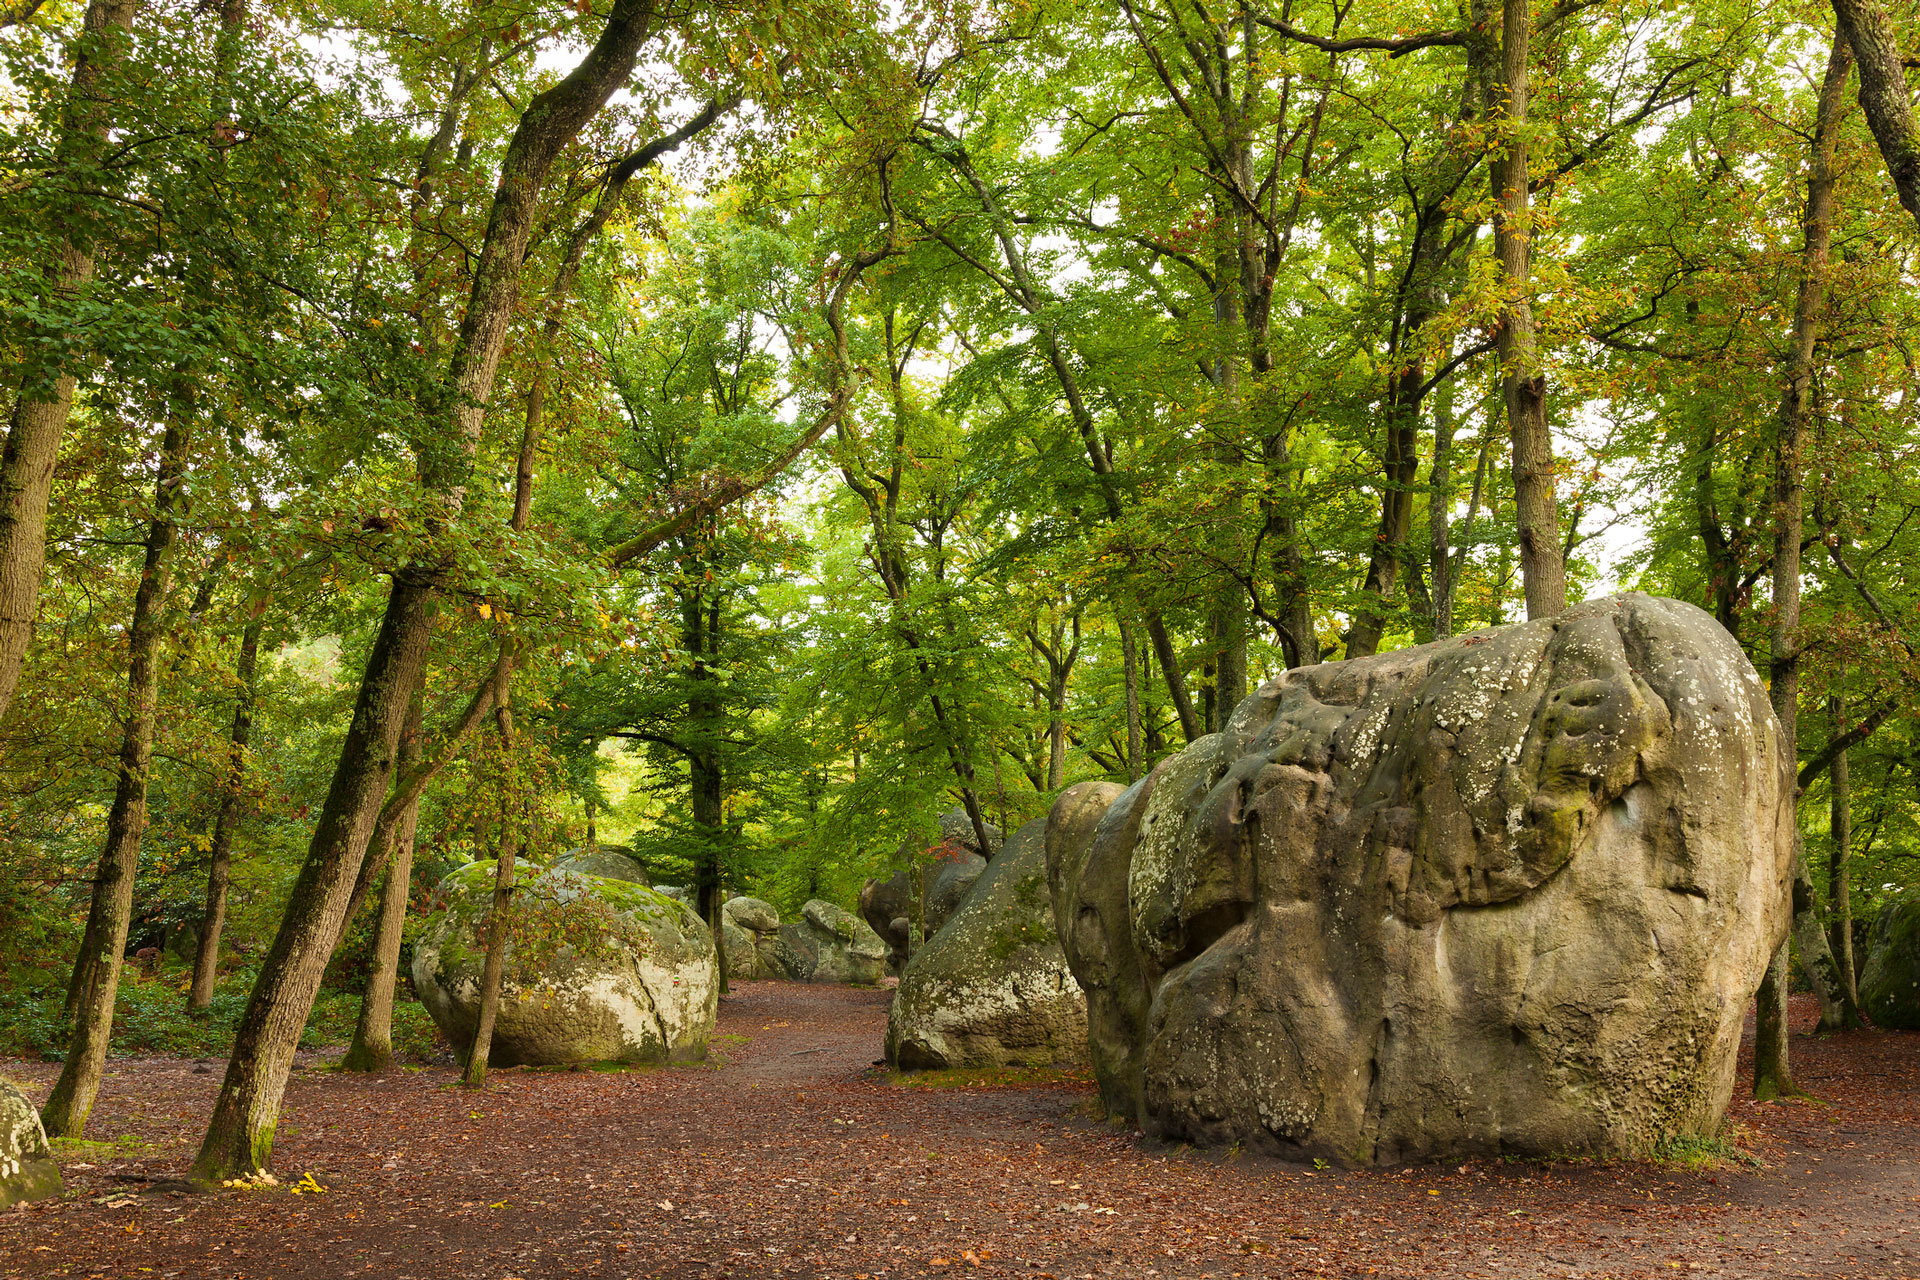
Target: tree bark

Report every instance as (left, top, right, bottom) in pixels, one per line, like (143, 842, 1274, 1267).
(1477, 0, 1567, 620)
(1757, 34, 1858, 1096)
(0, 0, 139, 727)
(192, 0, 658, 1180)
(1832, 0, 1920, 230)
(1828, 694, 1857, 1007)
(1143, 615, 1202, 743)
(340, 691, 424, 1072)
(188, 604, 266, 1012)
(42, 398, 191, 1137)
(1119, 614, 1142, 782)
(463, 660, 519, 1089)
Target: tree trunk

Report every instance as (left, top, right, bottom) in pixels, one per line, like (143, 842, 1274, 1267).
(191, 0, 657, 1181)
(1753, 942, 1795, 1101)
(1765, 34, 1860, 1057)
(41, 399, 191, 1138)
(0, 0, 139, 727)
(340, 690, 424, 1072)
(1427, 360, 1458, 640)
(188, 604, 266, 1012)
(1120, 615, 1142, 783)
(1832, 0, 1920, 230)
(1828, 695, 1857, 1008)
(1210, 606, 1246, 730)
(463, 671, 519, 1089)
(1479, 0, 1567, 620)
(1143, 614, 1202, 743)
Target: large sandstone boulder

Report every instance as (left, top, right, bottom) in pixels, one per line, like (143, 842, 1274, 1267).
(1047, 594, 1793, 1165)
(887, 817, 1087, 1070)
(780, 900, 887, 984)
(0, 1080, 60, 1207)
(1861, 897, 1920, 1029)
(413, 861, 717, 1066)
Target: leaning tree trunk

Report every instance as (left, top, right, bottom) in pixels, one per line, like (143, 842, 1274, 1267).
(340, 690, 424, 1072)
(1757, 33, 1857, 1098)
(42, 404, 191, 1137)
(1832, 0, 1920, 230)
(188, 604, 265, 1012)
(0, 0, 138, 727)
(191, 0, 658, 1181)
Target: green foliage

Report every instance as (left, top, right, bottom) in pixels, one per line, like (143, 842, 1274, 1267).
(0, 964, 446, 1062)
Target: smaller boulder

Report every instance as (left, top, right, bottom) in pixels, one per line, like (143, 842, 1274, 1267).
(783, 900, 887, 984)
(859, 870, 916, 974)
(653, 884, 696, 909)
(0, 1080, 61, 1207)
(412, 862, 716, 1066)
(923, 849, 987, 938)
(887, 817, 1087, 1070)
(1862, 897, 1920, 1030)
(721, 897, 784, 980)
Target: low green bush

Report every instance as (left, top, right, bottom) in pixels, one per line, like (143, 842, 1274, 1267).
(0, 961, 448, 1062)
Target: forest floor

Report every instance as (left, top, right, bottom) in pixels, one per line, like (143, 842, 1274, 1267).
(1, 986, 1916, 1280)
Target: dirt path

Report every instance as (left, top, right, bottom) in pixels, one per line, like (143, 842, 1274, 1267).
(3, 985, 1916, 1279)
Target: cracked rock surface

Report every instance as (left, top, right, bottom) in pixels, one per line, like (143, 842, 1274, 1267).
(1048, 593, 1793, 1165)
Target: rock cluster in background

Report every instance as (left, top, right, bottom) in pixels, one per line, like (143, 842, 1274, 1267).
(859, 810, 1003, 973)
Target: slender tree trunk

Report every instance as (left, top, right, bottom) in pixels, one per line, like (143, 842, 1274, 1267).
(1210, 607, 1246, 729)
(192, 0, 656, 1180)
(188, 604, 265, 1012)
(1143, 615, 1202, 742)
(464, 670, 518, 1089)
(1753, 943, 1795, 1101)
(1828, 694, 1857, 1007)
(1477, 0, 1566, 620)
(1758, 36, 1851, 1095)
(1427, 361, 1458, 640)
(1120, 615, 1142, 783)
(1770, 36, 1861, 1057)
(42, 402, 191, 1137)
(0, 0, 139, 727)
(341, 691, 424, 1072)
(1832, 0, 1920, 229)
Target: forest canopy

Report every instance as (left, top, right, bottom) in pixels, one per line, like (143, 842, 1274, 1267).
(3, 0, 1918, 1177)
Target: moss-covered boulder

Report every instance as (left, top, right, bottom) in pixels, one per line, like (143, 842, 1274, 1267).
(1862, 897, 1920, 1029)
(0, 1080, 60, 1207)
(780, 900, 887, 984)
(887, 817, 1086, 1070)
(412, 861, 717, 1066)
